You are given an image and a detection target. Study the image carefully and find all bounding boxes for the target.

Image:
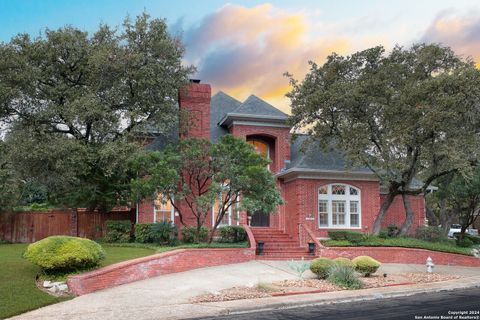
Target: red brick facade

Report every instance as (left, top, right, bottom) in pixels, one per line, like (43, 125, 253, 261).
(138, 82, 426, 241)
(381, 194, 426, 234)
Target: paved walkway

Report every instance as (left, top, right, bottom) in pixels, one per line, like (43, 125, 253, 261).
(9, 261, 480, 320)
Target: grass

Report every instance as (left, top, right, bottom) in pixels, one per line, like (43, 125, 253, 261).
(0, 240, 248, 318)
(0, 243, 155, 319)
(321, 236, 476, 256)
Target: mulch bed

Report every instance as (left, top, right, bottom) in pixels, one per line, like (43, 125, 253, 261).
(191, 273, 461, 303)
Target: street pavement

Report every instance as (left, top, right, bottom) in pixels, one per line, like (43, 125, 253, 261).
(8, 261, 480, 320)
(196, 287, 480, 320)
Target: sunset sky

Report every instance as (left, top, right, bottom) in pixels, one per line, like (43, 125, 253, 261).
(1, 0, 479, 112)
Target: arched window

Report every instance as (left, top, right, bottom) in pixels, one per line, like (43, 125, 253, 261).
(154, 193, 175, 223)
(318, 184, 361, 228)
(247, 138, 270, 170)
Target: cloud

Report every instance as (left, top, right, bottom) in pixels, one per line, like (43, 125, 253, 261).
(181, 4, 353, 112)
(422, 10, 480, 67)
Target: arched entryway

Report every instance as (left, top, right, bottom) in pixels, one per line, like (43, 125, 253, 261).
(246, 136, 273, 227)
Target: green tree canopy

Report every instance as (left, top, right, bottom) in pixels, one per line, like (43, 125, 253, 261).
(432, 168, 480, 238)
(0, 13, 194, 211)
(287, 44, 480, 234)
(130, 134, 283, 241)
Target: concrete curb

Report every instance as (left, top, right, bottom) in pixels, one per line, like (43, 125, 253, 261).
(189, 275, 480, 318)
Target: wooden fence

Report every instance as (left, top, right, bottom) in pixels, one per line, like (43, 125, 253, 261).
(0, 208, 135, 243)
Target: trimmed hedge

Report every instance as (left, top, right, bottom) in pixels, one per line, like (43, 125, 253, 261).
(104, 220, 132, 243)
(333, 257, 355, 268)
(352, 255, 381, 277)
(328, 230, 364, 244)
(24, 236, 105, 271)
(181, 226, 209, 243)
(134, 221, 177, 244)
(310, 257, 335, 279)
(218, 226, 247, 243)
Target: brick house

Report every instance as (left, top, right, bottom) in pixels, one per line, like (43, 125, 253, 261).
(136, 81, 426, 258)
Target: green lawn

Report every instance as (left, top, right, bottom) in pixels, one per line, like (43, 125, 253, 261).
(0, 243, 155, 319)
(321, 237, 475, 256)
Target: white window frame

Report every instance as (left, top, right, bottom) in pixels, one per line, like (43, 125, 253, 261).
(212, 193, 240, 227)
(153, 194, 175, 224)
(318, 184, 361, 229)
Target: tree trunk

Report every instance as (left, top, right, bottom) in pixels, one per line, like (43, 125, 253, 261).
(425, 206, 439, 227)
(372, 192, 396, 235)
(438, 199, 455, 235)
(399, 194, 414, 236)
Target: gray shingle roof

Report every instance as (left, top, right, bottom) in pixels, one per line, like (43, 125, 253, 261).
(231, 95, 288, 118)
(210, 91, 242, 143)
(288, 134, 371, 173)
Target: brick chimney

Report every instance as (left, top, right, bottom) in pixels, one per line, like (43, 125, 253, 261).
(178, 80, 211, 140)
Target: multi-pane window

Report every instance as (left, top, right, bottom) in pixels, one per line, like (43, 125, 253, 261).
(154, 193, 174, 223)
(212, 191, 239, 226)
(350, 201, 359, 227)
(318, 184, 361, 228)
(318, 200, 328, 226)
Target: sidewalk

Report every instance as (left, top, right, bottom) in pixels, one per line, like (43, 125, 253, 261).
(9, 261, 480, 320)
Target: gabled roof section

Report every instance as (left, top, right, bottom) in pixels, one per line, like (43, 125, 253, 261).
(210, 91, 242, 143)
(218, 94, 289, 127)
(233, 95, 288, 118)
(287, 134, 371, 173)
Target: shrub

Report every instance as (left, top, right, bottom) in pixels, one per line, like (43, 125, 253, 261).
(387, 224, 399, 237)
(453, 233, 480, 245)
(415, 226, 445, 242)
(456, 237, 474, 248)
(134, 224, 151, 243)
(328, 230, 364, 243)
(327, 264, 363, 289)
(134, 222, 177, 244)
(181, 226, 209, 243)
(345, 231, 364, 244)
(104, 220, 132, 243)
(24, 236, 105, 271)
(378, 230, 389, 239)
(334, 257, 355, 268)
(218, 226, 247, 243)
(288, 257, 311, 280)
(328, 230, 348, 240)
(310, 257, 335, 279)
(352, 256, 381, 277)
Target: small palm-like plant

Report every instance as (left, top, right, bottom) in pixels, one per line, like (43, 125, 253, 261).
(327, 264, 363, 290)
(288, 257, 311, 280)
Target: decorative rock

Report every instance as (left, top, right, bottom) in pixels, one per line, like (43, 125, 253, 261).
(48, 286, 59, 293)
(43, 281, 52, 288)
(57, 284, 69, 292)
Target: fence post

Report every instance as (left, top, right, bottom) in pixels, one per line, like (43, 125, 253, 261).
(70, 208, 78, 237)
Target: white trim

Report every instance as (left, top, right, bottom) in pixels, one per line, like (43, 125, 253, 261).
(230, 120, 291, 128)
(277, 168, 378, 182)
(317, 184, 362, 229)
(153, 198, 157, 223)
(136, 202, 139, 224)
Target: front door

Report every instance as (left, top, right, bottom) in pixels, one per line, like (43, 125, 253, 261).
(250, 211, 270, 227)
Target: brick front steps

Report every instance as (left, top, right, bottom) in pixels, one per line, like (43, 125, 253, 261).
(251, 227, 316, 260)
